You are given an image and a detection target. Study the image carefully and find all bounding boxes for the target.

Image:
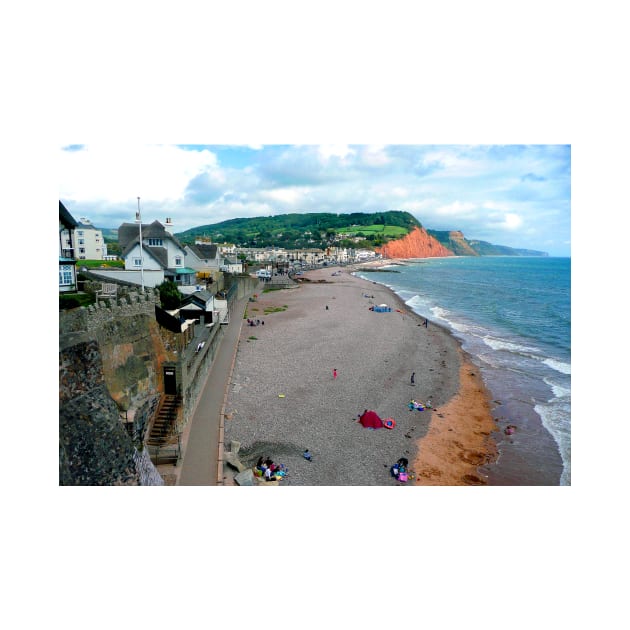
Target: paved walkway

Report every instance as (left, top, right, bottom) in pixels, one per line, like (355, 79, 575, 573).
(176, 293, 250, 486)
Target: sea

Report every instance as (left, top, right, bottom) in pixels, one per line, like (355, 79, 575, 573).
(356, 256, 571, 486)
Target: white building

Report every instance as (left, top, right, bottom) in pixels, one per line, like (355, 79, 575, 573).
(115, 217, 196, 289)
(74, 218, 106, 260)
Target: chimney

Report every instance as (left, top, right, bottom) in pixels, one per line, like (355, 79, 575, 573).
(165, 217, 173, 234)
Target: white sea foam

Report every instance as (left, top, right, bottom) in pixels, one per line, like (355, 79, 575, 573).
(535, 401, 571, 486)
(544, 376, 571, 399)
(543, 357, 571, 375)
(482, 335, 540, 355)
(431, 305, 451, 321)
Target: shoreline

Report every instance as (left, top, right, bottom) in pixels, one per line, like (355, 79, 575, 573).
(352, 264, 499, 485)
(223, 265, 498, 485)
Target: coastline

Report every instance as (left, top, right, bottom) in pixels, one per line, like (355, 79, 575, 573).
(223, 264, 498, 485)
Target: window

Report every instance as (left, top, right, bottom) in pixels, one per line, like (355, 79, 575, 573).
(59, 265, 74, 286)
(78, 239, 84, 245)
(175, 256, 182, 266)
(79, 248, 85, 254)
(77, 230, 84, 236)
(133, 258, 142, 266)
(148, 238, 163, 246)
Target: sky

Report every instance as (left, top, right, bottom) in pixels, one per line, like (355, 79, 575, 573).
(59, 143, 571, 256)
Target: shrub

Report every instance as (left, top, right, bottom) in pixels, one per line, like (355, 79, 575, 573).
(157, 280, 182, 310)
(59, 293, 95, 310)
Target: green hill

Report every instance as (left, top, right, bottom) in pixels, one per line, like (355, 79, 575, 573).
(176, 211, 422, 249)
(166, 210, 547, 256)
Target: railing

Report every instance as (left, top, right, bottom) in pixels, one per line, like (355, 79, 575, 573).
(147, 443, 181, 466)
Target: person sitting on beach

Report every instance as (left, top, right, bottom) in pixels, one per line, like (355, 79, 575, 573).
(264, 467, 273, 481)
(303, 449, 312, 461)
(254, 456, 268, 477)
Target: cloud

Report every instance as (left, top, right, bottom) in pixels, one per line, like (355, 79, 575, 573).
(357, 144, 391, 168)
(261, 186, 312, 206)
(435, 201, 477, 216)
(318, 145, 356, 162)
(58, 144, 571, 255)
(59, 144, 220, 204)
(499, 212, 523, 230)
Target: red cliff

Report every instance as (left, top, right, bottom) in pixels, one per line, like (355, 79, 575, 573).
(376, 227, 454, 259)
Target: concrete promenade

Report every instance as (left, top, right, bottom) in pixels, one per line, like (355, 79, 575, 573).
(176, 293, 250, 486)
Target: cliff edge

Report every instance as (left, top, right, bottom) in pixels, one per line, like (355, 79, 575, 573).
(376, 226, 454, 259)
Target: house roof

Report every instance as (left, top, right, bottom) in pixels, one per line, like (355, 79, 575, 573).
(181, 290, 214, 309)
(118, 220, 186, 258)
(187, 243, 218, 260)
(59, 201, 78, 229)
(75, 220, 100, 230)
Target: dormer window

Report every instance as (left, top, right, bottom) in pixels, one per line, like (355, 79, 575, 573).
(175, 256, 182, 266)
(148, 238, 163, 246)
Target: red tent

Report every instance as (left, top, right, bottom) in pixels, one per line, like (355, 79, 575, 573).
(359, 410, 384, 429)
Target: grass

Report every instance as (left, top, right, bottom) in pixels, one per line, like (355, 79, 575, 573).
(264, 305, 288, 314)
(78, 259, 124, 269)
(336, 224, 408, 237)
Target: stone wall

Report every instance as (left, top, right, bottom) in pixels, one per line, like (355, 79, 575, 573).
(59, 338, 164, 485)
(59, 337, 140, 485)
(134, 449, 165, 486)
(59, 276, 254, 484)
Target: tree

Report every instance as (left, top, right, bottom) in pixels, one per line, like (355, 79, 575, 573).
(158, 280, 182, 310)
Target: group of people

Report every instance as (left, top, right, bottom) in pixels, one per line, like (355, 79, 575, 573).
(247, 318, 264, 326)
(254, 456, 287, 481)
(391, 457, 410, 482)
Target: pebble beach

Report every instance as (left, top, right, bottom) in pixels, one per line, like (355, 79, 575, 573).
(223, 265, 498, 485)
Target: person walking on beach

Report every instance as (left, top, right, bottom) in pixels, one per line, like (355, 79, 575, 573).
(410, 372, 415, 386)
(423, 318, 428, 328)
(333, 368, 337, 379)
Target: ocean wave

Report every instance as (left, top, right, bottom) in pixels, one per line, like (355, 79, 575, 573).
(543, 357, 571, 375)
(535, 401, 571, 486)
(482, 335, 540, 356)
(431, 305, 451, 321)
(543, 376, 571, 399)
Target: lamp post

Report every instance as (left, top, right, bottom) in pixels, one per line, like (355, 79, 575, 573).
(136, 197, 145, 292)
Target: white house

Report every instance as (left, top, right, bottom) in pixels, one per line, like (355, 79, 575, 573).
(219, 257, 243, 274)
(117, 218, 196, 289)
